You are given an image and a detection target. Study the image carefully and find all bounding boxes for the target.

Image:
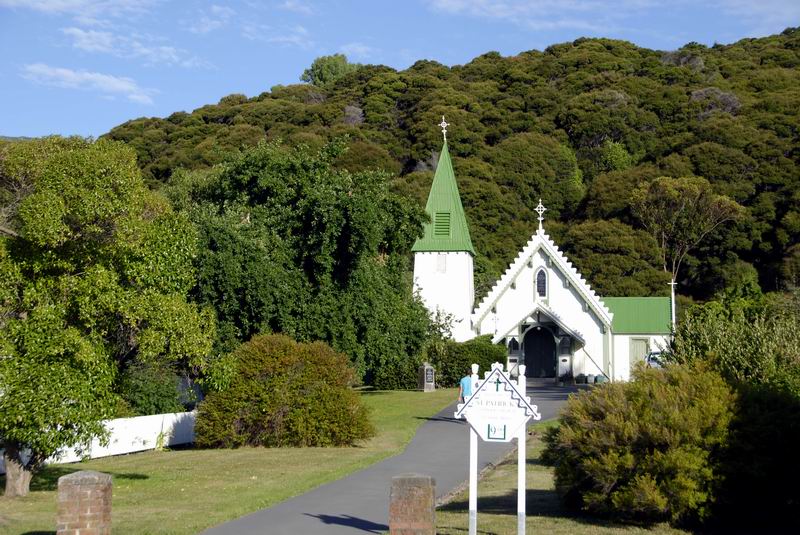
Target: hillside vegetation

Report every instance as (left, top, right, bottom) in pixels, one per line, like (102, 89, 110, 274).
(106, 29, 800, 300)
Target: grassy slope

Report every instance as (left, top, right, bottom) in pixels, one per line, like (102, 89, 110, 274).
(0, 388, 457, 535)
(436, 422, 689, 535)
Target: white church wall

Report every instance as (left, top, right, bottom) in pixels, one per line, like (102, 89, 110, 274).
(413, 251, 474, 342)
(612, 334, 671, 381)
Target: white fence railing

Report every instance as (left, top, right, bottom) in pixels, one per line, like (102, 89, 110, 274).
(0, 411, 196, 475)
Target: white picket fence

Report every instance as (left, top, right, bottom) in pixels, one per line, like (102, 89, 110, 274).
(0, 411, 196, 475)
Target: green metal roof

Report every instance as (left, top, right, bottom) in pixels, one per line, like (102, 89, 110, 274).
(412, 142, 476, 255)
(604, 297, 672, 334)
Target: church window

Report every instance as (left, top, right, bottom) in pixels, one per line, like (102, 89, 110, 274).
(536, 269, 547, 297)
(436, 253, 447, 273)
(434, 212, 451, 237)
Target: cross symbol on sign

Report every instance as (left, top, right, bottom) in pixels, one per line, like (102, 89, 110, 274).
(494, 377, 503, 392)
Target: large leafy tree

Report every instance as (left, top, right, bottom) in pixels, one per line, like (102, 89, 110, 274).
(300, 54, 360, 87)
(631, 176, 743, 286)
(166, 140, 429, 385)
(0, 138, 214, 496)
(553, 220, 671, 296)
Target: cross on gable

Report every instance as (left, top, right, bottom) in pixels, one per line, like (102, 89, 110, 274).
(535, 199, 547, 231)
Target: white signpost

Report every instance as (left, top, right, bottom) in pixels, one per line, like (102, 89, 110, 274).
(455, 362, 541, 535)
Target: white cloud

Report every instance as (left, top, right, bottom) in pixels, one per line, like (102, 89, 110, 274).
(278, 0, 313, 15)
(187, 4, 236, 34)
(254, 25, 314, 48)
(427, 0, 630, 32)
(241, 22, 271, 41)
(340, 42, 377, 60)
(426, 0, 800, 35)
(61, 27, 210, 68)
(21, 63, 155, 104)
(0, 0, 157, 24)
(62, 27, 115, 52)
(720, 0, 800, 35)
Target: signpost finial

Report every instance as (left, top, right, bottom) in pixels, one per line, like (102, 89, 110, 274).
(439, 115, 449, 142)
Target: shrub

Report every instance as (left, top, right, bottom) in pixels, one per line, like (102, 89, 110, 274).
(715, 383, 800, 527)
(372, 353, 423, 390)
(668, 293, 800, 527)
(430, 335, 506, 388)
(194, 334, 374, 448)
(668, 294, 800, 397)
(541, 364, 735, 524)
(118, 362, 183, 416)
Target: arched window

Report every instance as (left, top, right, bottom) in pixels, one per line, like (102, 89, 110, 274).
(536, 269, 547, 298)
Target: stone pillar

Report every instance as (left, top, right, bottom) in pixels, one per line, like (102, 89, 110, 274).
(389, 473, 435, 535)
(57, 470, 112, 535)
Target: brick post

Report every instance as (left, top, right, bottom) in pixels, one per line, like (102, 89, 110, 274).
(389, 473, 435, 535)
(57, 470, 112, 535)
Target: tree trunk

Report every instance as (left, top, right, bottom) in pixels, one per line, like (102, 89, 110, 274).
(3, 442, 33, 497)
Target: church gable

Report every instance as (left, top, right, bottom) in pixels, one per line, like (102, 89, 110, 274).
(472, 215, 613, 334)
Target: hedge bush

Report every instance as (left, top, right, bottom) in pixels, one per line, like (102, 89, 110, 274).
(669, 296, 800, 396)
(429, 335, 506, 388)
(118, 362, 183, 416)
(668, 293, 800, 527)
(541, 364, 735, 524)
(371, 353, 423, 390)
(194, 334, 374, 448)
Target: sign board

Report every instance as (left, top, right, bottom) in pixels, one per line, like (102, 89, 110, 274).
(425, 368, 434, 383)
(455, 363, 540, 443)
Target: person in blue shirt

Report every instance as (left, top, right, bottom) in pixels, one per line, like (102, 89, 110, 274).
(458, 370, 473, 403)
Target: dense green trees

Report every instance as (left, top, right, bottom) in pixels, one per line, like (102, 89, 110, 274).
(0, 138, 214, 496)
(166, 140, 430, 386)
(106, 29, 800, 300)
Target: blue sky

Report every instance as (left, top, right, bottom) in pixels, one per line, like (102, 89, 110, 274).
(1, 0, 798, 138)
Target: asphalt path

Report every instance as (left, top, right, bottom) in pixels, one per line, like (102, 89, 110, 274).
(203, 381, 577, 535)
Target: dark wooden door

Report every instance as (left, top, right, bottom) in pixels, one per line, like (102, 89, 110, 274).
(524, 327, 557, 378)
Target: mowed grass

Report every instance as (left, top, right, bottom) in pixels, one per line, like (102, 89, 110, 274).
(436, 421, 689, 535)
(0, 388, 457, 535)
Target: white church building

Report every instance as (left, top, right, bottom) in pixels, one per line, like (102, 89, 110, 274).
(412, 123, 671, 382)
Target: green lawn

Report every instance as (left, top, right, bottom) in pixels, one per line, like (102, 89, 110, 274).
(0, 388, 457, 535)
(436, 422, 690, 535)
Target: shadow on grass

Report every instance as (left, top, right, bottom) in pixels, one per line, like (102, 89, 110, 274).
(439, 488, 694, 532)
(20, 531, 56, 535)
(526, 457, 549, 467)
(356, 388, 389, 395)
(1, 466, 148, 494)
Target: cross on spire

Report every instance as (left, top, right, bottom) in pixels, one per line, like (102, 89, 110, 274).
(535, 199, 547, 231)
(439, 115, 449, 142)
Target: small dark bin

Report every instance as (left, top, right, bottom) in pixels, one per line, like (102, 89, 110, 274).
(576, 374, 586, 384)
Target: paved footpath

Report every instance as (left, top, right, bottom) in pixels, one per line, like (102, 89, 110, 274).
(204, 382, 577, 535)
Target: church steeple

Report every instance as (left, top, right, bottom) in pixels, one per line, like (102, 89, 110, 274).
(411, 118, 476, 342)
(411, 136, 475, 255)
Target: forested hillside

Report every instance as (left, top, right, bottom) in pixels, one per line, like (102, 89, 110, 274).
(106, 29, 800, 301)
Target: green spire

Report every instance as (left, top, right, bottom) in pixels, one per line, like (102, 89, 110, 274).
(412, 142, 475, 255)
